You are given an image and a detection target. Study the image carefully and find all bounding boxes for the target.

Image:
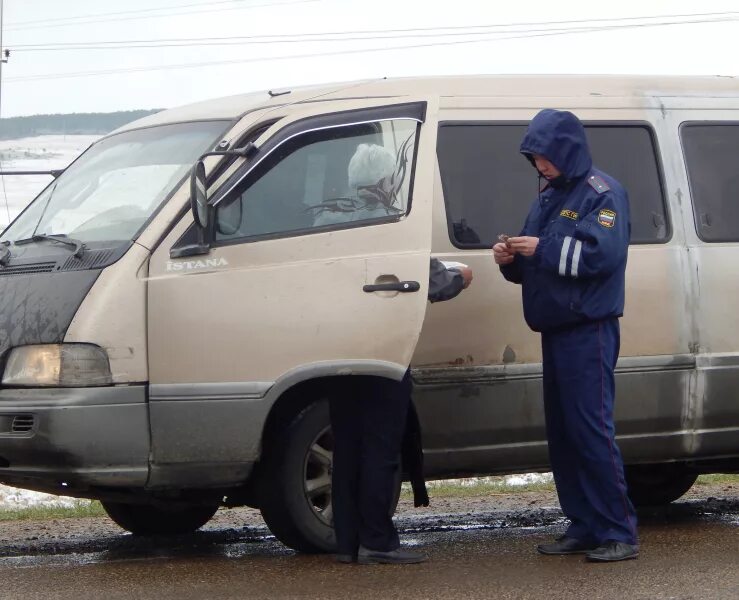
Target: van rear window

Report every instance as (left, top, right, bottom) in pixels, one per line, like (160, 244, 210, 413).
(681, 123, 739, 242)
(437, 122, 669, 247)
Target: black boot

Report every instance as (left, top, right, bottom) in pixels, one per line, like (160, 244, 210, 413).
(335, 553, 357, 564)
(537, 535, 599, 555)
(357, 545, 427, 564)
(586, 541, 639, 562)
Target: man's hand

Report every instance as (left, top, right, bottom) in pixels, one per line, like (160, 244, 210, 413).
(493, 242, 515, 265)
(507, 236, 539, 257)
(458, 266, 473, 288)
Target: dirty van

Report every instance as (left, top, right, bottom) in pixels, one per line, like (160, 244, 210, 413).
(0, 75, 738, 552)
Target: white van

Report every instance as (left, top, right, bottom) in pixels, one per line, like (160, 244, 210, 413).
(0, 75, 737, 552)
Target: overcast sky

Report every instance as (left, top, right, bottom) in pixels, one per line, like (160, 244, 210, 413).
(1, 0, 738, 117)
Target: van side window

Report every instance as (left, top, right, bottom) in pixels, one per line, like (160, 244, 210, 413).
(681, 123, 739, 242)
(437, 123, 669, 247)
(586, 126, 668, 243)
(213, 119, 419, 242)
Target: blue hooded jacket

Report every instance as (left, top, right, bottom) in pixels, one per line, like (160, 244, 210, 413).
(500, 110, 631, 333)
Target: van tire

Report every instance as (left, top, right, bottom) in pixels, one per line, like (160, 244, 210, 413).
(625, 463, 698, 507)
(101, 501, 218, 536)
(259, 399, 337, 553)
(258, 397, 401, 554)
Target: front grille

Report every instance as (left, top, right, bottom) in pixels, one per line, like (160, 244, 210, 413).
(0, 262, 56, 276)
(11, 415, 35, 433)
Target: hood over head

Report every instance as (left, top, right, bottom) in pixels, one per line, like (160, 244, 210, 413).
(519, 109, 592, 182)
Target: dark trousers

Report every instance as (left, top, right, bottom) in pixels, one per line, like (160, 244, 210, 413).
(329, 372, 411, 555)
(542, 318, 638, 545)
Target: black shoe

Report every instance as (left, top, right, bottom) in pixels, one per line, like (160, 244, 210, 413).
(357, 545, 427, 565)
(335, 553, 356, 564)
(537, 535, 599, 555)
(586, 541, 639, 562)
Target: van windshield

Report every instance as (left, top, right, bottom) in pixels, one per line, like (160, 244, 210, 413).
(1, 120, 229, 246)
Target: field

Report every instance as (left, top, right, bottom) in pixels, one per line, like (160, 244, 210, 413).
(0, 134, 99, 229)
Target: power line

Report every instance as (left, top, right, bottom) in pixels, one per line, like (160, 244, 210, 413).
(8, 16, 739, 53)
(7, 0, 260, 26)
(7, 14, 739, 52)
(8, 16, 738, 84)
(5, 0, 318, 32)
(6, 7, 739, 40)
(11, 32, 518, 52)
(5, 9, 739, 56)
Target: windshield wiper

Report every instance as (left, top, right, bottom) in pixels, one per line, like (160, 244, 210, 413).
(14, 234, 86, 258)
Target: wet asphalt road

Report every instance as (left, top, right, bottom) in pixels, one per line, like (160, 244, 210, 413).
(0, 496, 737, 600)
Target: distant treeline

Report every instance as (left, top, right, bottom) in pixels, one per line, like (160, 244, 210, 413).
(0, 109, 163, 140)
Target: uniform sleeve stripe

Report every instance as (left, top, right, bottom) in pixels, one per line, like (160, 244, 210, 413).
(571, 240, 583, 278)
(559, 236, 572, 276)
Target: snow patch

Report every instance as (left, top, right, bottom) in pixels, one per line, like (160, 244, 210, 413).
(504, 473, 554, 486)
(426, 473, 554, 488)
(0, 484, 89, 509)
(0, 135, 100, 228)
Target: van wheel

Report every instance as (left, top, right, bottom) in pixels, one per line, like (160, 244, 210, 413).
(625, 463, 698, 507)
(259, 399, 337, 553)
(258, 398, 401, 554)
(101, 501, 219, 535)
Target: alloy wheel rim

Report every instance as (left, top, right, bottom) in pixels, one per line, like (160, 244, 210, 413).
(303, 425, 334, 526)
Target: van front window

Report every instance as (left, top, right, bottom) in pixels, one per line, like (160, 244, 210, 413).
(2, 121, 229, 245)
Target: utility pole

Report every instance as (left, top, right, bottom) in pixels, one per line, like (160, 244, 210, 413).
(0, 0, 4, 128)
(0, 7, 58, 188)
(0, 0, 9, 131)
(0, 0, 10, 228)
(0, 0, 5, 119)
(0, 2, 55, 229)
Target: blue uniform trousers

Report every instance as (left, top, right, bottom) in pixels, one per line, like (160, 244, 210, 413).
(542, 318, 638, 545)
(329, 372, 411, 555)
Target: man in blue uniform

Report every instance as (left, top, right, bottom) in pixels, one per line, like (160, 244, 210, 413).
(493, 109, 639, 562)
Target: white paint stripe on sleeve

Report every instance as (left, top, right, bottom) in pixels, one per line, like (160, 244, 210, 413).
(571, 240, 583, 278)
(559, 236, 572, 276)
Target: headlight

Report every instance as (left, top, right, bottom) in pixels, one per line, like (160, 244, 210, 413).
(2, 344, 112, 387)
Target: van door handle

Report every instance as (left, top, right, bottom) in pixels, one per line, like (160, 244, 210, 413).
(363, 281, 420, 293)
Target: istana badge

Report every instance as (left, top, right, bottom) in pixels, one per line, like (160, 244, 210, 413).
(598, 209, 616, 228)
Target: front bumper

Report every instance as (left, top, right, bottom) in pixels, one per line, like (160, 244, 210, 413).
(0, 385, 149, 495)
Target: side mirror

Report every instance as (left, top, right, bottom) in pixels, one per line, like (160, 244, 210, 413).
(190, 160, 209, 228)
(188, 143, 259, 230)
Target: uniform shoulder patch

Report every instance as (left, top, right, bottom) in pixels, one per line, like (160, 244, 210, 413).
(598, 209, 616, 228)
(588, 174, 610, 194)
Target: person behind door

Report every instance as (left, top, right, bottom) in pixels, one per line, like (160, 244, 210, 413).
(493, 109, 639, 562)
(312, 142, 403, 228)
(328, 143, 472, 565)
